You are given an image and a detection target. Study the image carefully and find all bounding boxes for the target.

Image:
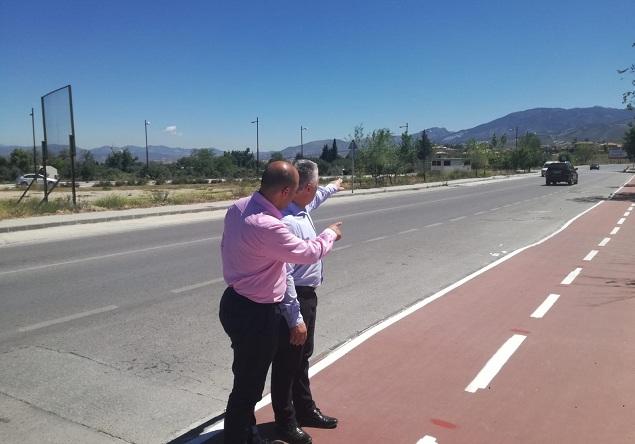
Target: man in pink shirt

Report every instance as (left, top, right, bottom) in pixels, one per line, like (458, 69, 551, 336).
(220, 161, 342, 444)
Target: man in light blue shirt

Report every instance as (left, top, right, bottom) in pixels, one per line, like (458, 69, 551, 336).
(271, 159, 343, 444)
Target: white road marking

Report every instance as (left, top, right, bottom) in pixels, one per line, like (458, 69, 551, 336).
(398, 228, 419, 235)
(583, 250, 598, 261)
(417, 436, 439, 444)
(598, 237, 611, 247)
(333, 244, 352, 251)
(610, 227, 620, 235)
(489, 207, 500, 211)
(530, 294, 560, 318)
(424, 222, 443, 228)
(617, 217, 626, 225)
(0, 237, 218, 276)
(18, 305, 118, 333)
(465, 334, 527, 393)
(561, 267, 582, 285)
(474, 211, 487, 215)
(449, 216, 466, 222)
(364, 236, 387, 243)
(171, 278, 224, 294)
(625, 211, 631, 217)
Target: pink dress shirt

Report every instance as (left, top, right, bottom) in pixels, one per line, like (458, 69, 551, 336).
(221, 191, 337, 304)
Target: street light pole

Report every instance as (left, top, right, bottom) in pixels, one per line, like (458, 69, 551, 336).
(300, 125, 307, 158)
(30, 108, 37, 175)
(144, 119, 150, 174)
(399, 122, 408, 134)
(251, 117, 259, 172)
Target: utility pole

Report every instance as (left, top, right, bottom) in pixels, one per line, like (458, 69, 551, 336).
(300, 125, 308, 158)
(30, 108, 37, 175)
(144, 119, 150, 174)
(251, 117, 259, 172)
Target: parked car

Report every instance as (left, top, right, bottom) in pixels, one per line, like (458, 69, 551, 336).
(545, 162, 578, 185)
(541, 161, 558, 176)
(15, 173, 59, 187)
(590, 163, 600, 170)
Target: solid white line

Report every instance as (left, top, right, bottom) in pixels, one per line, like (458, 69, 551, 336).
(0, 237, 218, 276)
(598, 237, 611, 247)
(530, 294, 560, 318)
(561, 267, 582, 285)
(364, 236, 387, 243)
(398, 228, 419, 235)
(583, 250, 598, 261)
(171, 278, 224, 294)
(465, 334, 527, 393)
(617, 217, 626, 225)
(18, 305, 118, 332)
(610, 227, 620, 235)
(424, 222, 443, 228)
(333, 244, 352, 252)
(625, 211, 631, 217)
(450, 216, 466, 222)
(417, 436, 439, 444)
(198, 200, 605, 433)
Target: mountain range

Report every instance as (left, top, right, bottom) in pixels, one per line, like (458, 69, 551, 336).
(1, 106, 632, 162)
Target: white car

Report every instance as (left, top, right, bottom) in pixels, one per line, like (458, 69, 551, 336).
(16, 173, 58, 187)
(541, 161, 558, 177)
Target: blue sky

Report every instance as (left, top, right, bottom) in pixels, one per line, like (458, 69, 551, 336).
(1, 0, 633, 151)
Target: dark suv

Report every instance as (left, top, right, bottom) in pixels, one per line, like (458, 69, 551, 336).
(545, 162, 578, 185)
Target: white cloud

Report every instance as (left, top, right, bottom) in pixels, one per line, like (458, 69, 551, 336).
(163, 125, 182, 136)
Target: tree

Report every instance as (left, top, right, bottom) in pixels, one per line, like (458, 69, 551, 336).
(320, 144, 330, 162)
(9, 148, 31, 173)
(397, 131, 415, 173)
(357, 128, 395, 184)
(623, 126, 635, 161)
(331, 139, 338, 161)
(466, 139, 489, 176)
(79, 151, 98, 180)
(105, 148, 138, 173)
(269, 151, 285, 162)
(415, 130, 433, 178)
(618, 42, 635, 110)
(491, 133, 498, 148)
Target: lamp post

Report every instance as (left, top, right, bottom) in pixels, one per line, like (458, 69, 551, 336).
(30, 108, 37, 175)
(399, 122, 408, 134)
(144, 119, 150, 174)
(251, 117, 259, 172)
(300, 125, 308, 158)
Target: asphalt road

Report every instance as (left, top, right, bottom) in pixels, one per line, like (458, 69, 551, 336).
(0, 166, 629, 444)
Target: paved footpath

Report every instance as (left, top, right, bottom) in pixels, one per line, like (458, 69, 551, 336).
(191, 177, 635, 443)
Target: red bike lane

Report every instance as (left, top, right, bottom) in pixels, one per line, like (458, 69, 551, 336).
(254, 178, 635, 443)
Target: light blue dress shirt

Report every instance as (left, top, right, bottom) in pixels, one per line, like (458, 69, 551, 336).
(280, 184, 339, 327)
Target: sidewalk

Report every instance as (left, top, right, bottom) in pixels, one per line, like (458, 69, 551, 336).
(0, 174, 525, 233)
(186, 178, 635, 443)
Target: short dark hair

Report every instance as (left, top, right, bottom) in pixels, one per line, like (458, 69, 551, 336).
(293, 159, 318, 189)
(260, 161, 297, 193)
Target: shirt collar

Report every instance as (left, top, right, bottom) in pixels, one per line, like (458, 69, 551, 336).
(252, 191, 283, 219)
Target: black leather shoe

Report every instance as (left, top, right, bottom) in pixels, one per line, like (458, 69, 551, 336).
(297, 407, 338, 429)
(275, 423, 312, 444)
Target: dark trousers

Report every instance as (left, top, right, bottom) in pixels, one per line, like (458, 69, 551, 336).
(271, 286, 318, 426)
(219, 287, 281, 444)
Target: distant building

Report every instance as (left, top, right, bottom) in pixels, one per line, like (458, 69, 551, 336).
(431, 158, 471, 172)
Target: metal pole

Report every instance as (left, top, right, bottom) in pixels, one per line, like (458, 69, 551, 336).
(300, 126, 307, 158)
(144, 120, 149, 174)
(68, 85, 77, 206)
(515, 126, 518, 149)
(30, 108, 37, 175)
(40, 96, 48, 201)
(400, 123, 408, 134)
(252, 117, 259, 172)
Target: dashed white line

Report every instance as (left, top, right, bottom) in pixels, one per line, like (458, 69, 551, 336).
(561, 267, 582, 285)
(489, 207, 500, 211)
(530, 294, 560, 318)
(583, 250, 598, 261)
(398, 228, 419, 235)
(598, 237, 611, 247)
(465, 334, 527, 393)
(19, 305, 118, 332)
(424, 222, 443, 228)
(171, 278, 224, 294)
(474, 211, 487, 216)
(417, 436, 439, 444)
(333, 244, 352, 252)
(617, 217, 626, 225)
(610, 227, 620, 235)
(624, 211, 631, 217)
(364, 236, 387, 243)
(449, 216, 466, 222)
